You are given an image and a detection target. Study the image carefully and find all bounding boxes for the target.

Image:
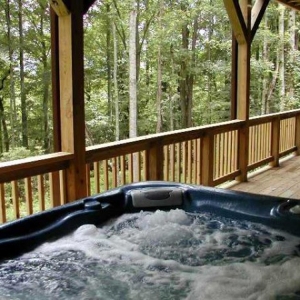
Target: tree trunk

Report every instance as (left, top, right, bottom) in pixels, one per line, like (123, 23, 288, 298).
(106, 3, 113, 120)
(262, 13, 269, 114)
(279, 5, 285, 112)
(156, 46, 162, 133)
(5, 0, 16, 149)
(156, 1, 163, 133)
(18, 0, 28, 148)
(0, 70, 10, 152)
(129, 8, 139, 181)
(129, 9, 137, 139)
(179, 5, 197, 129)
(287, 9, 296, 101)
(0, 98, 9, 152)
(266, 49, 280, 112)
(113, 22, 120, 141)
(179, 19, 189, 128)
(40, 5, 50, 152)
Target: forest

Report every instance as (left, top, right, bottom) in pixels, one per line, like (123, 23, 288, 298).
(0, 0, 300, 161)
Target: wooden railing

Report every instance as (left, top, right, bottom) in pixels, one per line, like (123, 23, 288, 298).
(1, 109, 300, 223)
(0, 152, 73, 223)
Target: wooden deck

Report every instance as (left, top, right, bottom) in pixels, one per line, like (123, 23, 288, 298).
(227, 154, 300, 199)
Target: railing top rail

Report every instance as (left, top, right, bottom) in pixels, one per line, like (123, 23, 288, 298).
(1, 109, 299, 183)
(249, 109, 300, 125)
(86, 119, 245, 162)
(0, 152, 73, 184)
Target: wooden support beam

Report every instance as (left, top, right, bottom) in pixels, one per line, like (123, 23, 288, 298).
(251, 0, 270, 41)
(58, 1, 87, 201)
(49, 0, 70, 17)
(223, 0, 247, 44)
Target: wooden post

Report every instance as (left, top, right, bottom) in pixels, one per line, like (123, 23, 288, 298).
(270, 117, 280, 167)
(225, 0, 251, 182)
(237, 1, 251, 182)
(295, 114, 300, 155)
(201, 134, 214, 186)
(231, 33, 238, 120)
(50, 8, 61, 205)
(0, 184, 5, 224)
(146, 142, 164, 181)
(56, 1, 87, 201)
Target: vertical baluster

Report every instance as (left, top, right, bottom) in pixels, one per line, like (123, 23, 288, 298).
(235, 130, 238, 171)
(59, 170, 67, 205)
(170, 144, 175, 181)
(128, 154, 133, 183)
(176, 143, 181, 181)
(0, 183, 6, 224)
(220, 133, 224, 178)
(120, 155, 126, 185)
(86, 164, 91, 196)
(164, 146, 169, 181)
(271, 117, 280, 167)
(12, 181, 19, 219)
(224, 132, 229, 176)
(248, 126, 252, 165)
(288, 118, 291, 149)
(182, 142, 187, 182)
(268, 122, 272, 156)
(262, 123, 266, 159)
(141, 151, 146, 181)
(214, 134, 219, 179)
(37, 175, 45, 211)
(193, 139, 197, 183)
(93, 162, 100, 194)
(103, 160, 109, 191)
(253, 125, 257, 163)
(227, 131, 232, 174)
(112, 157, 117, 188)
(295, 114, 300, 155)
(136, 152, 141, 182)
(25, 177, 33, 216)
(187, 140, 192, 183)
(280, 120, 283, 153)
(201, 134, 214, 186)
(259, 124, 262, 161)
(196, 138, 201, 184)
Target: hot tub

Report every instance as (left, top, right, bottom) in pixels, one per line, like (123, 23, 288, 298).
(1, 181, 300, 299)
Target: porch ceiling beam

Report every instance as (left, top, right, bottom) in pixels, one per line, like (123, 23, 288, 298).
(251, 0, 270, 41)
(223, 0, 247, 44)
(49, 0, 70, 17)
(277, 0, 300, 11)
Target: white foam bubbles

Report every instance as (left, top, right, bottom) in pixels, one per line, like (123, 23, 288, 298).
(1, 209, 300, 300)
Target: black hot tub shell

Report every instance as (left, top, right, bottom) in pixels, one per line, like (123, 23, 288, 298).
(1, 181, 300, 260)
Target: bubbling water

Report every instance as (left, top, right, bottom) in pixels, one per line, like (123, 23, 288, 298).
(1, 209, 300, 300)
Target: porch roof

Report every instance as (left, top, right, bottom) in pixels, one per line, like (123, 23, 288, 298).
(277, 0, 300, 10)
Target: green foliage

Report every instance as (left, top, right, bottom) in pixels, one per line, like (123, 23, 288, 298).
(0, 0, 299, 154)
(0, 146, 44, 162)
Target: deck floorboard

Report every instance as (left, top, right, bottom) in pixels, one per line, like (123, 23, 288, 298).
(227, 155, 300, 199)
